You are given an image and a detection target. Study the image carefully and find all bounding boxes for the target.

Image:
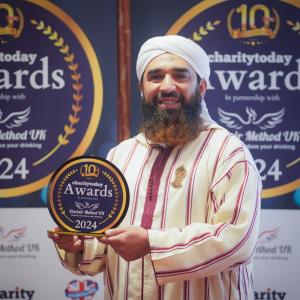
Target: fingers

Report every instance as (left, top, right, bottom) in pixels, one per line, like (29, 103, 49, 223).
(105, 228, 127, 237)
(98, 226, 150, 261)
(100, 233, 124, 246)
(47, 227, 61, 239)
(99, 228, 128, 245)
(57, 236, 81, 251)
(98, 227, 128, 248)
(56, 236, 84, 253)
(98, 228, 128, 245)
(47, 228, 84, 253)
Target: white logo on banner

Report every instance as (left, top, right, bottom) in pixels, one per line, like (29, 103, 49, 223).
(0, 107, 31, 129)
(218, 107, 285, 129)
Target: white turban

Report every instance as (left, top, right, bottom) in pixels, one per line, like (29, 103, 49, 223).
(136, 35, 210, 81)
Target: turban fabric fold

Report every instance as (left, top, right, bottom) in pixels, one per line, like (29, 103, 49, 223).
(136, 35, 210, 81)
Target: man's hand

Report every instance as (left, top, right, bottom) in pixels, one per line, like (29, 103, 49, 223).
(99, 226, 150, 262)
(47, 227, 84, 253)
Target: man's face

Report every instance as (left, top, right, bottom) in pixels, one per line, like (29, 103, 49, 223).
(140, 53, 203, 113)
(139, 53, 207, 145)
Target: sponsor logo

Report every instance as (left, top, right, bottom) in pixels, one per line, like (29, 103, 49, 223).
(0, 107, 31, 129)
(0, 287, 35, 300)
(254, 288, 287, 300)
(258, 227, 279, 244)
(65, 280, 98, 300)
(0, 225, 26, 242)
(218, 107, 285, 130)
(0, 226, 39, 259)
(255, 228, 292, 261)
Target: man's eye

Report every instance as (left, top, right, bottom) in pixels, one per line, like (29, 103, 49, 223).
(175, 73, 189, 80)
(149, 75, 162, 81)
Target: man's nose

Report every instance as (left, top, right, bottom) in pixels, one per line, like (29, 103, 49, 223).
(160, 74, 176, 93)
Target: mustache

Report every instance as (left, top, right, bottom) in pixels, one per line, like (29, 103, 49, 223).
(153, 92, 184, 105)
(158, 91, 180, 99)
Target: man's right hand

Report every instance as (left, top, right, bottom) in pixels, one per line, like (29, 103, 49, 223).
(47, 227, 84, 253)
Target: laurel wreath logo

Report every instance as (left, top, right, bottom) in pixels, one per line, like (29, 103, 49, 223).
(191, 20, 221, 42)
(287, 20, 300, 35)
(56, 169, 77, 223)
(98, 171, 120, 226)
(30, 19, 83, 166)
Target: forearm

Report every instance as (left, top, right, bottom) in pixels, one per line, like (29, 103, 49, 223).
(148, 217, 258, 284)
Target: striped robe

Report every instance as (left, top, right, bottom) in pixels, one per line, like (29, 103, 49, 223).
(56, 124, 261, 300)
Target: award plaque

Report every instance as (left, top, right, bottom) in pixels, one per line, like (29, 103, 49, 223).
(47, 156, 129, 236)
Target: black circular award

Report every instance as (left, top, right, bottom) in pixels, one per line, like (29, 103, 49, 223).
(47, 156, 129, 236)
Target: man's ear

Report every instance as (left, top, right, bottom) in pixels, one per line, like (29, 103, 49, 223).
(198, 79, 207, 98)
(138, 81, 144, 98)
(138, 81, 143, 92)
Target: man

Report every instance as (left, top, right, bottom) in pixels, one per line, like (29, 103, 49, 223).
(48, 35, 261, 300)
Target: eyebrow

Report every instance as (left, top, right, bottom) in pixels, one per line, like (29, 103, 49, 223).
(147, 67, 190, 76)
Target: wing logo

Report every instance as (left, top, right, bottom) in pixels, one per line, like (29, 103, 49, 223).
(218, 107, 284, 130)
(258, 227, 279, 244)
(75, 201, 100, 211)
(0, 107, 31, 129)
(0, 226, 27, 242)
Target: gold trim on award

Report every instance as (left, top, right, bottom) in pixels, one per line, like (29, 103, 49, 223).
(47, 156, 129, 236)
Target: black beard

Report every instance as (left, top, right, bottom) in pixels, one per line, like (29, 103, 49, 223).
(140, 90, 203, 145)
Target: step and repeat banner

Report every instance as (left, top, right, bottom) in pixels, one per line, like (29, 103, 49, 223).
(1, 0, 300, 300)
(131, 0, 300, 299)
(0, 0, 117, 299)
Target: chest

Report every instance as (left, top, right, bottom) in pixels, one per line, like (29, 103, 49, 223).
(113, 142, 215, 228)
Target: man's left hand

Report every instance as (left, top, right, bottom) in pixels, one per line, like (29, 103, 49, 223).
(99, 226, 150, 262)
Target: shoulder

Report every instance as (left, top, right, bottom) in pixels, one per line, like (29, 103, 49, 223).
(203, 124, 255, 164)
(106, 133, 147, 162)
(200, 123, 244, 148)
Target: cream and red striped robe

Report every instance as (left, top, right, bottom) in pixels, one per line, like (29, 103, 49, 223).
(56, 123, 261, 300)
